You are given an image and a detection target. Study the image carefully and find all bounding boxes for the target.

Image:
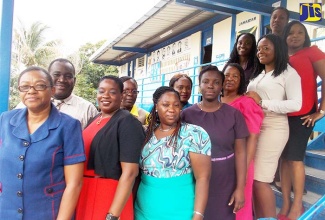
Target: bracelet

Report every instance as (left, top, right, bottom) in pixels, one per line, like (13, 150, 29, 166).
(106, 213, 120, 220)
(193, 210, 204, 218)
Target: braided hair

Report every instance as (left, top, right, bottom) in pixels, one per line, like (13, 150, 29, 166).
(144, 86, 182, 147)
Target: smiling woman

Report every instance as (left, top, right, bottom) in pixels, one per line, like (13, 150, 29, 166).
(0, 66, 85, 219)
(226, 33, 257, 88)
(76, 75, 145, 220)
(169, 74, 193, 109)
(246, 34, 302, 219)
(278, 20, 325, 220)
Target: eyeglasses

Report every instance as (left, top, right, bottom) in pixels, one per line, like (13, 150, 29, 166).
(18, 84, 51, 92)
(51, 73, 74, 80)
(123, 90, 139, 95)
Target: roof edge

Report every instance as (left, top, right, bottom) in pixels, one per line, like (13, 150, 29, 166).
(89, 0, 172, 62)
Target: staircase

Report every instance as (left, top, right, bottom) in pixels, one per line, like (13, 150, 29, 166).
(274, 117, 325, 220)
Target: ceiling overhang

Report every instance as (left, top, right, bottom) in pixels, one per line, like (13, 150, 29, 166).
(90, 0, 230, 65)
(91, 0, 325, 66)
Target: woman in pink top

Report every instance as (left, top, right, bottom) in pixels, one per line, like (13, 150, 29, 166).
(221, 63, 263, 220)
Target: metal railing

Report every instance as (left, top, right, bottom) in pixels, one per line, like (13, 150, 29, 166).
(136, 59, 227, 111)
(299, 195, 325, 220)
(135, 36, 325, 219)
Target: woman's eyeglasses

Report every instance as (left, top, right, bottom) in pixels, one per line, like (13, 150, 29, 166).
(18, 85, 51, 92)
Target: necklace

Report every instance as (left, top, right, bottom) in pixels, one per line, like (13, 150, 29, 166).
(158, 125, 175, 132)
(198, 101, 221, 111)
(96, 115, 104, 125)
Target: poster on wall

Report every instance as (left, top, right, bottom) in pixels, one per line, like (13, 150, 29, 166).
(237, 26, 257, 36)
(149, 37, 191, 64)
(236, 12, 260, 38)
(145, 37, 191, 79)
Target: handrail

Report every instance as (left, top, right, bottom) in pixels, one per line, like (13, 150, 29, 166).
(298, 195, 325, 220)
(136, 59, 227, 108)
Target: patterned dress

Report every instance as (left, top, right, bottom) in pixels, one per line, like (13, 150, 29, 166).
(135, 123, 211, 220)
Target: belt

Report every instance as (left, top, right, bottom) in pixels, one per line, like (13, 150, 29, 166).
(211, 153, 234, 162)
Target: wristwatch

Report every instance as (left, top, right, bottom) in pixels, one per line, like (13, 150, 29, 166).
(319, 109, 325, 115)
(106, 213, 120, 220)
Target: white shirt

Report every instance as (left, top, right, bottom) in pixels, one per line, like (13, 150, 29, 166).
(247, 64, 302, 114)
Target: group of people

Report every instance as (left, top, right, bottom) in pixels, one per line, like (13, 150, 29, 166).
(0, 6, 325, 220)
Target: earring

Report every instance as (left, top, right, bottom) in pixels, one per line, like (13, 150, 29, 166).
(155, 110, 158, 112)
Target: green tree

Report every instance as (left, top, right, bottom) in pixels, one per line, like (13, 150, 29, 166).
(72, 40, 118, 106)
(12, 20, 61, 73)
(10, 20, 61, 109)
(9, 74, 20, 110)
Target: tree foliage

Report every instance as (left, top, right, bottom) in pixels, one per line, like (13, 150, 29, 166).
(10, 21, 61, 109)
(71, 40, 118, 106)
(9, 74, 20, 110)
(11, 20, 61, 74)
(10, 21, 119, 109)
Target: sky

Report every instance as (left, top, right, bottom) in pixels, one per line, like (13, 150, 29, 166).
(13, 0, 160, 54)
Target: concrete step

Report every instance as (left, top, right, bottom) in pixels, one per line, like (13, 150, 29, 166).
(305, 150, 325, 171)
(305, 166, 325, 195)
(274, 166, 325, 219)
(274, 186, 325, 220)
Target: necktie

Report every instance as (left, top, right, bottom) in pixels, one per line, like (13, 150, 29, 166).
(52, 99, 65, 110)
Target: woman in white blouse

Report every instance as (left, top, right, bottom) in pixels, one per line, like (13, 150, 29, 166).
(246, 34, 302, 219)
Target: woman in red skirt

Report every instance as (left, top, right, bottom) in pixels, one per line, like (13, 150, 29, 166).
(76, 75, 145, 220)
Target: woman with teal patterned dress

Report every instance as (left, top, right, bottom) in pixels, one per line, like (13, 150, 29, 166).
(135, 86, 211, 220)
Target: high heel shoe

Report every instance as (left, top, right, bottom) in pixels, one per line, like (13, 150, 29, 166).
(276, 213, 287, 220)
(280, 206, 305, 220)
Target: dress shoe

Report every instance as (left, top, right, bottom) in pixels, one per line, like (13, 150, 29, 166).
(281, 206, 305, 220)
(277, 213, 287, 220)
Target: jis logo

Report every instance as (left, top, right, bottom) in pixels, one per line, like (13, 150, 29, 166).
(300, 3, 322, 22)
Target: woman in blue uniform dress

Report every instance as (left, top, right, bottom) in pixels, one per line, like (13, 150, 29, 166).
(0, 67, 85, 220)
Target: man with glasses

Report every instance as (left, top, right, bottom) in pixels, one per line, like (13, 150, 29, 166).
(16, 58, 98, 129)
(120, 76, 149, 125)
